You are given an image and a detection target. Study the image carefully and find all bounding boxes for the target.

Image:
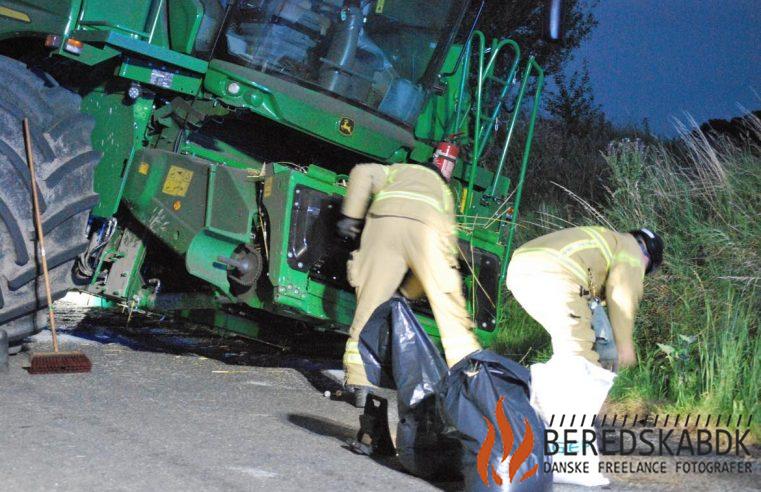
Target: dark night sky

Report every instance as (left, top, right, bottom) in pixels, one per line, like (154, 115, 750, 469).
(568, 0, 761, 136)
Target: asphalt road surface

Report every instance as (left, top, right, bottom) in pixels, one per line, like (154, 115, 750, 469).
(1, 300, 758, 491)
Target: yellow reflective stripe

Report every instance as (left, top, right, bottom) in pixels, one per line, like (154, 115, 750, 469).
(343, 352, 364, 365)
(384, 166, 395, 183)
(559, 239, 598, 257)
(410, 164, 443, 181)
(582, 227, 612, 260)
(581, 227, 613, 268)
(343, 340, 363, 365)
(442, 187, 453, 213)
(615, 250, 643, 268)
(375, 190, 445, 212)
(514, 229, 617, 285)
(513, 247, 588, 284)
(379, 165, 451, 213)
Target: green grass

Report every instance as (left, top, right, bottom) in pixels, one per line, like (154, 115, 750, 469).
(492, 297, 551, 365)
(494, 116, 760, 440)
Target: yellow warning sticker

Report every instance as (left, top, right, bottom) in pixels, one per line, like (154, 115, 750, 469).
(162, 165, 194, 197)
(138, 162, 150, 175)
(263, 177, 273, 198)
(375, 0, 385, 14)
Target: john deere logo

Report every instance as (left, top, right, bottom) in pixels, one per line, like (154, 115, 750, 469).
(477, 396, 538, 486)
(339, 117, 354, 136)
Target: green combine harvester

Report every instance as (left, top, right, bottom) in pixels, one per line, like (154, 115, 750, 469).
(0, 0, 561, 351)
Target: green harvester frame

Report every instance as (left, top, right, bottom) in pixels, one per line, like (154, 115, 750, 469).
(0, 0, 545, 349)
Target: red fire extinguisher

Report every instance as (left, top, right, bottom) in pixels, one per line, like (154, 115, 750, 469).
(433, 138, 460, 181)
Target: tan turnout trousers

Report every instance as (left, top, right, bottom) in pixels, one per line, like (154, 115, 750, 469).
(507, 259, 598, 362)
(342, 163, 481, 387)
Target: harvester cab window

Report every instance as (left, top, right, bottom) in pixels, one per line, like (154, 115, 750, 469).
(216, 0, 465, 125)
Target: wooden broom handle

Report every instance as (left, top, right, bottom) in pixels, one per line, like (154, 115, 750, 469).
(23, 118, 58, 352)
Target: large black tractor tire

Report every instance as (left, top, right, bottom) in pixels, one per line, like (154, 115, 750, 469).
(0, 55, 99, 344)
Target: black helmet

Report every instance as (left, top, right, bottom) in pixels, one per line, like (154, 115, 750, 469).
(629, 228, 664, 274)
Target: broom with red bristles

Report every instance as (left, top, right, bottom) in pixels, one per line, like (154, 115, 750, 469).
(23, 118, 92, 374)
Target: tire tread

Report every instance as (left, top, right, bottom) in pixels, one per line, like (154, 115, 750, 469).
(0, 55, 99, 341)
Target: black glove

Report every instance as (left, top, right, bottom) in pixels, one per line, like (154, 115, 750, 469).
(336, 215, 363, 240)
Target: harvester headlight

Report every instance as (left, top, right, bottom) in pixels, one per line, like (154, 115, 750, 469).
(127, 83, 141, 100)
(226, 81, 241, 95)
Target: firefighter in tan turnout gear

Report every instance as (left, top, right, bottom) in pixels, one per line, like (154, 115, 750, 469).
(506, 226, 664, 487)
(336, 158, 481, 406)
(506, 226, 663, 367)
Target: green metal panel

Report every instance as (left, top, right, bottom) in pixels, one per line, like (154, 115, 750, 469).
(76, 0, 170, 48)
(166, 0, 203, 54)
(204, 60, 416, 162)
(451, 156, 497, 189)
(94, 228, 147, 299)
(145, 293, 225, 312)
(259, 166, 374, 329)
(118, 56, 201, 94)
(86, 91, 153, 218)
(120, 149, 259, 296)
(185, 229, 238, 295)
(0, 0, 77, 40)
(181, 140, 262, 171)
(260, 167, 307, 295)
(408, 141, 435, 163)
(121, 150, 201, 251)
(205, 164, 257, 239)
(414, 45, 466, 143)
(78, 0, 154, 38)
(122, 149, 257, 253)
(258, 166, 357, 326)
(71, 29, 208, 73)
(56, 40, 120, 66)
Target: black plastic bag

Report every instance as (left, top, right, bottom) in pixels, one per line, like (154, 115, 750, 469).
(357, 298, 551, 490)
(358, 297, 461, 478)
(441, 351, 552, 491)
